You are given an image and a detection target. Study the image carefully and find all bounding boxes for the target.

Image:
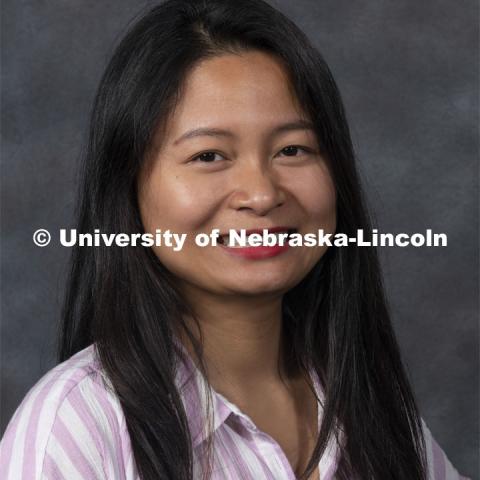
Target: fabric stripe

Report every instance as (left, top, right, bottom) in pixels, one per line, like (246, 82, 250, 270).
(445, 459, 460, 480)
(223, 423, 268, 479)
(1, 343, 471, 480)
(231, 422, 274, 479)
(323, 461, 337, 480)
(63, 385, 106, 467)
(42, 435, 85, 480)
(32, 354, 95, 478)
(1, 350, 94, 479)
(421, 418, 470, 480)
(424, 419, 437, 480)
(77, 375, 123, 479)
(55, 397, 103, 476)
(214, 427, 245, 479)
(432, 435, 447, 480)
(49, 415, 98, 479)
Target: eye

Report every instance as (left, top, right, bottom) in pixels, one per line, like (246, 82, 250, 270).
(277, 145, 312, 157)
(190, 151, 226, 163)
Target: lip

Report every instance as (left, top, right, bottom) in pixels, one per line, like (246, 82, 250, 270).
(219, 243, 291, 259)
(218, 226, 296, 237)
(217, 226, 295, 259)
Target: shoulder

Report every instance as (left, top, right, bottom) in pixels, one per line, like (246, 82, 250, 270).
(420, 417, 471, 480)
(0, 344, 135, 479)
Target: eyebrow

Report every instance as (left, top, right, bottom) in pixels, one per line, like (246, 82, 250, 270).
(173, 119, 315, 145)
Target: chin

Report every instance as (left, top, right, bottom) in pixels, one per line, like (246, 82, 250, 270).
(219, 275, 299, 297)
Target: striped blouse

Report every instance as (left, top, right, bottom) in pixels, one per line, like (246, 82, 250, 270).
(0, 343, 471, 480)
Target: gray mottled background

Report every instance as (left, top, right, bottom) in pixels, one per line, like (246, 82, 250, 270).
(1, 0, 478, 477)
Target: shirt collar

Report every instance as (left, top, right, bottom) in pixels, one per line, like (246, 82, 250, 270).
(173, 337, 232, 448)
(172, 335, 343, 457)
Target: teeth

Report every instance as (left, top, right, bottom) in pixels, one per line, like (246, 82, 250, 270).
(220, 230, 296, 248)
(222, 234, 244, 248)
(226, 237, 245, 248)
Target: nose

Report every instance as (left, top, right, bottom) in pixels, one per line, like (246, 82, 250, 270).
(228, 160, 286, 216)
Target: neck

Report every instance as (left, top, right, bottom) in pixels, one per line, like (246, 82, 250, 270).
(177, 290, 292, 393)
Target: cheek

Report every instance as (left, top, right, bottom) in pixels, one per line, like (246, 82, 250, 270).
(286, 163, 336, 227)
(139, 171, 221, 233)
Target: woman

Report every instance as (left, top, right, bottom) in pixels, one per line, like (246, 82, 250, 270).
(0, 0, 471, 479)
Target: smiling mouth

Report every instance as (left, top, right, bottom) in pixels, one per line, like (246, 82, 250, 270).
(217, 227, 298, 248)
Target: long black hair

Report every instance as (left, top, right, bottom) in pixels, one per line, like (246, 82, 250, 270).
(59, 0, 428, 478)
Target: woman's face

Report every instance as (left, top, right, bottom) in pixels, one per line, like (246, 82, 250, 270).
(138, 50, 336, 301)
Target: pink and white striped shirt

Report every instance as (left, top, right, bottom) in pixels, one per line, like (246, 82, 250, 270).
(0, 343, 471, 479)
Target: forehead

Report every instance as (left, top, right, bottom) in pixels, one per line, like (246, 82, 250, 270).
(165, 50, 307, 138)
